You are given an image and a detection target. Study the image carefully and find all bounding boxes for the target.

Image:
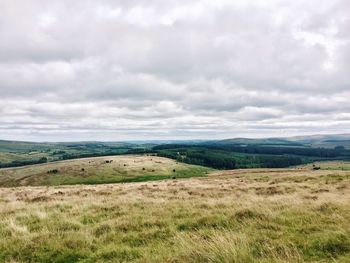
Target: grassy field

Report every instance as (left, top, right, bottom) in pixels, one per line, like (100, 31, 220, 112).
(0, 152, 48, 163)
(0, 162, 350, 262)
(308, 161, 350, 171)
(0, 155, 211, 187)
(0, 140, 150, 168)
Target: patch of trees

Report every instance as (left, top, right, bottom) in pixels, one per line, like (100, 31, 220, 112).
(157, 148, 303, 169)
(52, 150, 66, 155)
(229, 145, 350, 157)
(60, 152, 122, 160)
(253, 155, 302, 168)
(126, 148, 154, 154)
(0, 157, 48, 169)
(153, 144, 350, 158)
(158, 149, 236, 169)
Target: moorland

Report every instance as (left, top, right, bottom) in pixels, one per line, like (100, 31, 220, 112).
(1, 161, 350, 262)
(1, 135, 350, 262)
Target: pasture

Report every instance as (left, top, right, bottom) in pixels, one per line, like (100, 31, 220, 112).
(0, 155, 211, 187)
(0, 162, 350, 262)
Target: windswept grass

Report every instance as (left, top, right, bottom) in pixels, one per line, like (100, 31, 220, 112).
(0, 164, 350, 262)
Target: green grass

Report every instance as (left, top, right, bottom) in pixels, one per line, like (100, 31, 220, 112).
(304, 161, 350, 171)
(0, 155, 211, 187)
(1, 162, 350, 262)
(0, 152, 48, 163)
(1, 165, 350, 262)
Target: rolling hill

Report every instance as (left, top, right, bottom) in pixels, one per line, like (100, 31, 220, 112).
(0, 155, 211, 187)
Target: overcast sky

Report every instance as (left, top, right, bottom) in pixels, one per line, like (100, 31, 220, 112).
(0, 0, 349, 141)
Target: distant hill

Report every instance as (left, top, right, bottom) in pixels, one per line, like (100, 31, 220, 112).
(286, 134, 350, 148)
(2, 134, 350, 169)
(0, 140, 151, 168)
(0, 155, 210, 187)
(217, 134, 350, 148)
(216, 138, 301, 146)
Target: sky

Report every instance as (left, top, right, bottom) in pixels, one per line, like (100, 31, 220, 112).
(0, 0, 350, 142)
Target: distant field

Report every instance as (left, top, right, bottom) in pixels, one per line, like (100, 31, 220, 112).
(0, 155, 211, 187)
(0, 163, 350, 262)
(0, 152, 48, 163)
(0, 140, 151, 168)
(313, 161, 350, 171)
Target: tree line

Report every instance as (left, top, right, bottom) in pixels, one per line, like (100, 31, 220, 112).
(153, 144, 350, 158)
(157, 148, 303, 169)
(0, 157, 48, 168)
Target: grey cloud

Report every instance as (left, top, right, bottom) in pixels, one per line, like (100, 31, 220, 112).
(0, 0, 349, 141)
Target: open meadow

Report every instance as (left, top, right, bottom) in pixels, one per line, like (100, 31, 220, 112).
(0, 160, 350, 262)
(0, 155, 211, 187)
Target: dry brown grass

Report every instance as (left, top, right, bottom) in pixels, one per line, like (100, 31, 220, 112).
(0, 163, 350, 262)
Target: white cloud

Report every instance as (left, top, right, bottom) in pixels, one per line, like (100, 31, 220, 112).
(0, 0, 349, 141)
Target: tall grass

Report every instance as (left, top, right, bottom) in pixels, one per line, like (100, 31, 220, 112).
(0, 165, 350, 262)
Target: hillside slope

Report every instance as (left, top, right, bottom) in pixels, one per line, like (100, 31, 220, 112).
(0, 155, 211, 187)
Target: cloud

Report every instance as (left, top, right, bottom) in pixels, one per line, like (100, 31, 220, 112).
(0, 0, 349, 141)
